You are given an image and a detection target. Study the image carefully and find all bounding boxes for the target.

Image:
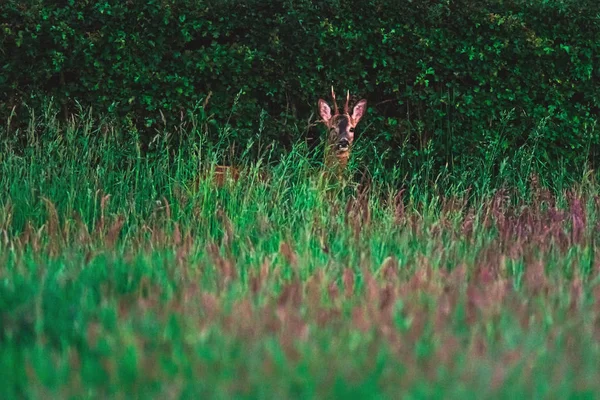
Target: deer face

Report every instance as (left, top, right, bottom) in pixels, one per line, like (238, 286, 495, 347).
(318, 88, 367, 167)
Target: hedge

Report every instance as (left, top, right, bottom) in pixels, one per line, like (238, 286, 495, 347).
(2, 0, 600, 171)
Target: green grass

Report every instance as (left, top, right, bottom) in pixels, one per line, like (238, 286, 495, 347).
(1, 107, 600, 399)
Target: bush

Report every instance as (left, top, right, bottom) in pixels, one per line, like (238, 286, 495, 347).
(2, 0, 600, 174)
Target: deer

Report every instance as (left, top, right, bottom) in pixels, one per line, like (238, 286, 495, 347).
(196, 88, 367, 188)
(318, 87, 368, 172)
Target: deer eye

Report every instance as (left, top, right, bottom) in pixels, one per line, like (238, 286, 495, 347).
(349, 128, 355, 133)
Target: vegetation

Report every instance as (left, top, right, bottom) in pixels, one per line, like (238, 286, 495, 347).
(3, 0, 600, 172)
(2, 0, 600, 397)
(1, 109, 600, 398)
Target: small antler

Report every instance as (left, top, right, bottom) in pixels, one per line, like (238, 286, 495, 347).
(344, 90, 350, 115)
(331, 86, 339, 115)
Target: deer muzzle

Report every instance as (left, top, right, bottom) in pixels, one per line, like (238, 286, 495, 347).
(337, 138, 350, 152)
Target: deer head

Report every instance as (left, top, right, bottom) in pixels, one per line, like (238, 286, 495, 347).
(318, 87, 367, 169)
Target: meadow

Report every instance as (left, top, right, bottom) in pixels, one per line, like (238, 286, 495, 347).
(1, 107, 600, 399)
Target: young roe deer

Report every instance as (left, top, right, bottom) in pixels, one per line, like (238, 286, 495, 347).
(199, 88, 367, 187)
(318, 87, 368, 171)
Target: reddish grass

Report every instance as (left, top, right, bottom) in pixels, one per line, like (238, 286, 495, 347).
(7, 184, 600, 395)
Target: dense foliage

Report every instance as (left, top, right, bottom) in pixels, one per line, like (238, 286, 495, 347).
(2, 0, 600, 173)
(3, 1, 600, 396)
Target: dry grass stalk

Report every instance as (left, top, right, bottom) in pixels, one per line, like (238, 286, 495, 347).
(41, 197, 61, 256)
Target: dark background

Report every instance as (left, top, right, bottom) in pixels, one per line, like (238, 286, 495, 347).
(2, 0, 600, 173)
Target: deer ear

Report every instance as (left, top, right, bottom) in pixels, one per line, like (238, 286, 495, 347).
(318, 99, 332, 122)
(351, 99, 367, 124)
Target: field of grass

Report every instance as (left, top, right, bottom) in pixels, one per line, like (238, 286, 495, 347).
(1, 108, 600, 399)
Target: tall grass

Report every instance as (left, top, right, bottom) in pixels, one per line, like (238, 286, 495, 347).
(1, 105, 599, 398)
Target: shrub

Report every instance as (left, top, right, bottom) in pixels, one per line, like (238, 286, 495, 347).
(2, 0, 600, 174)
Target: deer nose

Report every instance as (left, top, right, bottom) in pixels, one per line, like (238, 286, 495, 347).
(338, 138, 350, 151)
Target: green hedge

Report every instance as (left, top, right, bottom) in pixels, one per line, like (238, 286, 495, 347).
(2, 0, 600, 171)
